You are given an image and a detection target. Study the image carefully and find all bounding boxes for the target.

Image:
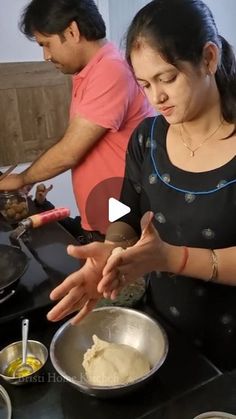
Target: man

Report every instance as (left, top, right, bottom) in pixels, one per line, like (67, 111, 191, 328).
(0, 0, 154, 241)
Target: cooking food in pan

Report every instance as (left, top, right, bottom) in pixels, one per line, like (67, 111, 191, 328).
(0, 190, 29, 223)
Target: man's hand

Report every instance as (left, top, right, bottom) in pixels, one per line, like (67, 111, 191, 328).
(0, 173, 25, 191)
(47, 241, 114, 325)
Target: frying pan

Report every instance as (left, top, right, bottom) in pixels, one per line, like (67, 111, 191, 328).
(0, 207, 70, 304)
(0, 244, 28, 303)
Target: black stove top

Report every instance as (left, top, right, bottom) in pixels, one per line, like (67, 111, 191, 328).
(0, 229, 55, 323)
(0, 217, 80, 324)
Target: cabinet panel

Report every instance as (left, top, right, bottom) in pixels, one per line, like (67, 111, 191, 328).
(0, 62, 71, 166)
(0, 89, 24, 165)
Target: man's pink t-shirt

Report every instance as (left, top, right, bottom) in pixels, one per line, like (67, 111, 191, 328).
(70, 42, 154, 234)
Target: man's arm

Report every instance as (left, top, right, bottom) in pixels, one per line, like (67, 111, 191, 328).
(0, 115, 107, 190)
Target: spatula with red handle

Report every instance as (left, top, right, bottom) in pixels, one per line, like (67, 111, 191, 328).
(10, 207, 70, 245)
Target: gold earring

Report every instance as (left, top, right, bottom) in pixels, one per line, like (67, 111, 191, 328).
(208, 67, 214, 75)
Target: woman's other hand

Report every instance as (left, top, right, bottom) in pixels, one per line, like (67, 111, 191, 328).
(98, 211, 179, 299)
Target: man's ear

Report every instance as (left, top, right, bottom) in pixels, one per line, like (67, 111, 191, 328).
(202, 41, 219, 75)
(65, 20, 81, 42)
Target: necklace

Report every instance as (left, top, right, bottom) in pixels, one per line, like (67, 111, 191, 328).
(179, 119, 224, 157)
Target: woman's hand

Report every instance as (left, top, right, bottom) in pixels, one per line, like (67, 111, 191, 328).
(98, 212, 178, 300)
(47, 241, 114, 325)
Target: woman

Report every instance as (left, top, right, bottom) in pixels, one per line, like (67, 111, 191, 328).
(47, 0, 236, 370)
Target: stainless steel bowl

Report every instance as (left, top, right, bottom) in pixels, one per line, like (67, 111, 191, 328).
(194, 413, 236, 419)
(50, 306, 168, 398)
(0, 384, 12, 419)
(0, 340, 48, 385)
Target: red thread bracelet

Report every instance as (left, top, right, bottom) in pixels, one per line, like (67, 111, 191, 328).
(176, 246, 189, 275)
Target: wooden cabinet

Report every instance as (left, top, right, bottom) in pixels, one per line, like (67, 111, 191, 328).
(0, 62, 71, 166)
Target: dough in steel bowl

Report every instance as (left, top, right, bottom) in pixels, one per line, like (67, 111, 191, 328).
(83, 335, 150, 386)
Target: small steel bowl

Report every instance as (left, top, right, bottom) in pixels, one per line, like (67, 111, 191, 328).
(0, 384, 12, 419)
(194, 412, 236, 419)
(0, 340, 48, 385)
(50, 307, 168, 398)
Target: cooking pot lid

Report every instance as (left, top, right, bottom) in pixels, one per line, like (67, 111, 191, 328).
(0, 244, 28, 290)
(0, 384, 12, 419)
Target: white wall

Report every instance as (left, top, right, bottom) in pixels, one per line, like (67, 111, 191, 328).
(204, 0, 236, 52)
(0, 164, 78, 217)
(0, 0, 110, 62)
(106, 0, 150, 49)
(104, 0, 236, 51)
(1, 0, 236, 63)
(0, 0, 42, 62)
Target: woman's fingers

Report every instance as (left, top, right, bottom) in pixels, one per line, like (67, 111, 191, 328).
(110, 287, 123, 300)
(70, 299, 98, 325)
(101, 269, 129, 300)
(47, 291, 87, 322)
(49, 270, 84, 300)
(102, 253, 124, 277)
(105, 274, 126, 300)
(67, 242, 108, 260)
(102, 277, 120, 298)
(98, 271, 115, 293)
(99, 255, 132, 292)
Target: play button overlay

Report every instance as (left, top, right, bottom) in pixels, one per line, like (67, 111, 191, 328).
(85, 176, 125, 233)
(108, 198, 131, 222)
(85, 176, 150, 235)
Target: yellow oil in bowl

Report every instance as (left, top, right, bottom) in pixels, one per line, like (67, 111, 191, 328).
(4, 356, 42, 378)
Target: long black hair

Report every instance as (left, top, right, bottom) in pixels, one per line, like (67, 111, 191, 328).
(126, 0, 236, 123)
(20, 0, 106, 41)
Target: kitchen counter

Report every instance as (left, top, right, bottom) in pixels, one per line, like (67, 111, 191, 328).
(0, 211, 80, 324)
(146, 370, 236, 418)
(0, 214, 235, 419)
(1, 310, 222, 419)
